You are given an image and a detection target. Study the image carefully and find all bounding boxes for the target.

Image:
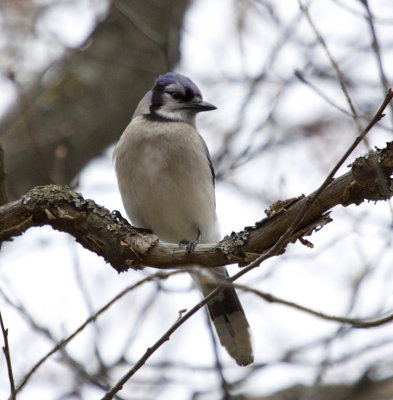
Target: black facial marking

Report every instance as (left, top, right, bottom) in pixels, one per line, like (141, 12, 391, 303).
(150, 86, 163, 113)
(164, 88, 194, 103)
(144, 113, 176, 122)
(184, 88, 195, 102)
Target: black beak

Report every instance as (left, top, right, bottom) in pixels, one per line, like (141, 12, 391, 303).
(183, 100, 217, 112)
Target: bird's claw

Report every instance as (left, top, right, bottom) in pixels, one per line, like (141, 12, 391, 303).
(179, 239, 198, 253)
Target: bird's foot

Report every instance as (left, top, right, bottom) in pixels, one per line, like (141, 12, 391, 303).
(179, 239, 198, 254)
(111, 210, 130, 225)
(111, 210, 153, 234)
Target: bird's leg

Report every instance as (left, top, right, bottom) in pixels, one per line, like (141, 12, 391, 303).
(111, 210, 130, 224)
(179, 229, 201, 254)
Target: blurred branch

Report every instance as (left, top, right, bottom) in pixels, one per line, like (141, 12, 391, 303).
(0, 286, 116, 396)
(232, 283, 393, 328)
(248, 374, 393, 400)
(100, 271, 235, 400)
(203, 308, 231, 399)
(0, 311, 16, 400)
(361, 0, 393, 122)
(299, 0, 362, 132)
(0, 144, 7, 206)
(14, 270, 183, 396)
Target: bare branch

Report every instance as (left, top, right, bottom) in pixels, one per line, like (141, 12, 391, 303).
(100, 275, 231, 400)
(15, 270, 183, 396)
(299, 0, 362, 132)
(0, 143, 392, 273)
(0, 287, 114, 396)
(0, 311, 16, 399)
(361, 0, 393, 122)
(203, 309, 231, 399)
(231, 283, 393, 328)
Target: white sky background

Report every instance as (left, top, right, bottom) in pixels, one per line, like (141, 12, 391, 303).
(1, 0, 393, 399)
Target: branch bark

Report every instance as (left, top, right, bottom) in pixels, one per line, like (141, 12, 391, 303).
(0, 142, 392, 272)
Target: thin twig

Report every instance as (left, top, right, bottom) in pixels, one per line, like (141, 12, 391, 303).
(294, 70, 392, 135)
(0, 294, 97, 396)
(361, 0, 393, 122)
(12, 78, 54, 184)
(0, 311, 16, 399)
(312, 249, 375, 385)
(294, 70, 352, 116)
(299, 0, 362, 133)
(15, 270, 183, 396)
(68, 238, 104, 367)
(331, 0, 393, 24)
(100, 285, 223, 400)
(203, 309, 231, 399)
(1, 287, 120, 398)
(118, 282, 161, 355)
(230, 283, 393, 328)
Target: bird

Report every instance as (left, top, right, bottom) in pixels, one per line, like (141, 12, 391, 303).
(113, 72, 253, 366)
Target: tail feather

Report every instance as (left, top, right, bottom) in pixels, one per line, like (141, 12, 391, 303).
(191, 268, 254, 366)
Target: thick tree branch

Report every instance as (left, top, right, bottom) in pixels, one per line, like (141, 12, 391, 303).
(0, 142, 392, 272)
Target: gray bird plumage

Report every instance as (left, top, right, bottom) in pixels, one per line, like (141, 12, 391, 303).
(114, 72, 253, 366)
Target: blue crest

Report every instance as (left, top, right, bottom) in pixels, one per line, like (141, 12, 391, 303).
(155, 72, 202, 97)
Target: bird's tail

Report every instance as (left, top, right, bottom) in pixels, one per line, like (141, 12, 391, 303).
(191, 268, 254, 366)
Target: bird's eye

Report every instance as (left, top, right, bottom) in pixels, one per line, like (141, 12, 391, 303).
(170, 92, 182, 100)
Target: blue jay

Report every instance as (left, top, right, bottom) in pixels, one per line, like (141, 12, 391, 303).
(114, 72, 253, 366)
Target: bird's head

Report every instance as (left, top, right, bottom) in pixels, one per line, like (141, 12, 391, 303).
(148, 72, 217, 124)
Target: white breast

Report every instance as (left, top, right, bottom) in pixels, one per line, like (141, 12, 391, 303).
(114, 116, 220, 244)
